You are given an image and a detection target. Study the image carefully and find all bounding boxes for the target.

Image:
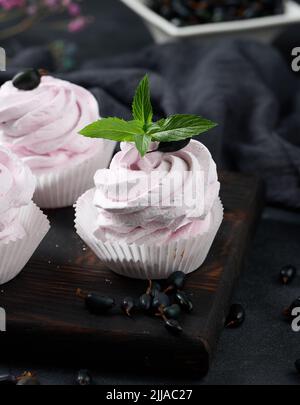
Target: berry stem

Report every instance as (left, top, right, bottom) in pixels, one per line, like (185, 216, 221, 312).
(38, 69, 49, 77)
(146, 280, 152, 295)
(76, 288, 87, 300)
(164, 285, 174, 294)
(16, 371, 35, 382)
(156, 305, 166, 321)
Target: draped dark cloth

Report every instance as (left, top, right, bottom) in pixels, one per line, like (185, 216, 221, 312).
(2, 39, 300, 209)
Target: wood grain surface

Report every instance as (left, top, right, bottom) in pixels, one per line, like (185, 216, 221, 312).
(0, 171, 264, 376)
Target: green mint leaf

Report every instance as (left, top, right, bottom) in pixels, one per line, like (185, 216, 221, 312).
(79, 75, 219, 159)
(79, 117, 144, 142)
(148, 118, 165, 132)
(132, 74, 153, 126)
(133, 134, 152, 157)
(147, 114, 217, 142)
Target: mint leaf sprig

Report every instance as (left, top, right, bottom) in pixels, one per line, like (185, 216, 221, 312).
(80, 75, 218, 157)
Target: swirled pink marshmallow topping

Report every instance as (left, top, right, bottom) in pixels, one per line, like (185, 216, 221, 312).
(92, 140, 220, 245)
(0, 76, 101, 172)
(0, 147, 36, 243)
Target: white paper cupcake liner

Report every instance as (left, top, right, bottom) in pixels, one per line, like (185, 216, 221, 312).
(0, 202, 50, 285)
(75, 189, 224, 280)
(33, 141, 116, 209)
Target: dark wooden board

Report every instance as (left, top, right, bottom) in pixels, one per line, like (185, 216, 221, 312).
(0, 171, 264, 376)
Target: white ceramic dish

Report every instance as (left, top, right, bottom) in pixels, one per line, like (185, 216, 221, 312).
(120, 0, 300, 43)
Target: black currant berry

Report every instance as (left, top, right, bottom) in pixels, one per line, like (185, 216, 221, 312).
(175, 291, 193, 313)
(121, 297, 135, 317)
(165, 271, 186, 293)
(283, 297, 300, 321)
(139, 293, 152, 312)
(295, 359, 300, 374)
(152, 292, 170, 310)
(150, 281, 162, 297)
(279, 265, 297, 285)
(75, 369, 93, 386)
(76, 289, 115, 315)
(151, 139, 191, 154)
(225, 304, 245, 328)
(163, 304, 181, 320)
(12, 68, 47, 91)
(86, 295, 115, 314)
(165, 319, 183, 335)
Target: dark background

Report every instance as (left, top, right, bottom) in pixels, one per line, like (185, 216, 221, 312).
(1, 0, 300, 385)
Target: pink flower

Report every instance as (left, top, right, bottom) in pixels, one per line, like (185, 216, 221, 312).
(0, 0, 91, 34)
(68, 16, 89, 33)
(68, 2, 80, 17)
(0, 0, 26, 10)
(43, 0, 59, 7)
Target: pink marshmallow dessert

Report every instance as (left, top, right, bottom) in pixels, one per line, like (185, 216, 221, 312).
(75, 140, 223, 279)
(75, 75, 223, 279)
(0, 146, 49, 284)
(0, 74, 116, 208)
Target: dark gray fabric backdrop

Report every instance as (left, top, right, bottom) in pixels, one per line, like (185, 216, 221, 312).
(3, 38, 300, 210)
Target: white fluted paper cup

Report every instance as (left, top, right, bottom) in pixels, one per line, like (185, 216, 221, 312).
(75, 189, 223, 280)
(33, 141, 116, 209)
(0, 202, 50, 285)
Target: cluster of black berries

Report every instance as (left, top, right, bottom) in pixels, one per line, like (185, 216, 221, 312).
(147, 0, 284, 26)
(77, 271, 193, 335)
